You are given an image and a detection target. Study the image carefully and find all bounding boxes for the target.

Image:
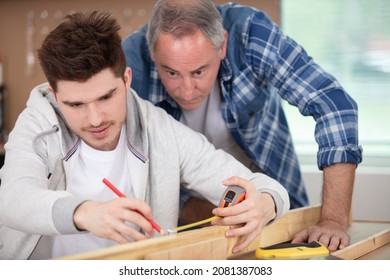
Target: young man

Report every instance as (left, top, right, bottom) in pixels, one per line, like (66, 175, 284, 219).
(0, 11, 289, 260)
(121, 0, 362, 251)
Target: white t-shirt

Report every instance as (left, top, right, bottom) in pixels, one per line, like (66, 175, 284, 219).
(180, 82, 260, 172)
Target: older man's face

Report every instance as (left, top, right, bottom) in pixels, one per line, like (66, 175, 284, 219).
(152, 29, 227, 110)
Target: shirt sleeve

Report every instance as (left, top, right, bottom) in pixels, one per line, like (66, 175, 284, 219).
(244, 11, 363, 169)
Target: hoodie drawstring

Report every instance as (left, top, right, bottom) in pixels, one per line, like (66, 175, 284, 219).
(32, 125, 59, 178)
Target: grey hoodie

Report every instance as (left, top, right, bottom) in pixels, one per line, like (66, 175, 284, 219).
(0, 83, 290, 259)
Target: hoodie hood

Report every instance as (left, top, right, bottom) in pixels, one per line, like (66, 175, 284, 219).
(30, 83, 80, 153)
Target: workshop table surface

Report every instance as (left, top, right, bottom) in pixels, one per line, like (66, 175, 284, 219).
(229, 221, 390, 260)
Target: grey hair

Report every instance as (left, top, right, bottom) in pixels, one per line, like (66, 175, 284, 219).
(146, 0, 225, 54)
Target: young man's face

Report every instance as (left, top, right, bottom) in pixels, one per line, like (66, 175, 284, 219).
(51, 67, 131, 151)
(152, 29, 227, 110)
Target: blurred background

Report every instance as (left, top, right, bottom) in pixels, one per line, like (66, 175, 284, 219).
(0, 0, 388, 221)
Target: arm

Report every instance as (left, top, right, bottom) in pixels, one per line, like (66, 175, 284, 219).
(322, 163, 355, 231)
(245, 12, 362, 250)
(0, 106, 76, 235)
(292, 163, 355, 251)
(161, 108, 290, 252)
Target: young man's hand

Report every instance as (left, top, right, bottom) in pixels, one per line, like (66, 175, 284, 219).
(73, 198, 154, 243)
(211, 176, 276, 253)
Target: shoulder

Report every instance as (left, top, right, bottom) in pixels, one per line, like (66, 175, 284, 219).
(122, 25, 153, 97)
(218, 3, 279, 56)
(122, 24, 148, 48)
(122, 25, 150, 64)
(217, 3, 274, 31)
(217, 3, 257, 20)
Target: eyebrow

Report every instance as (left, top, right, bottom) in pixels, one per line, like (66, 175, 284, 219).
(62, 87, 117, 106)
(161, 64, 209, 74)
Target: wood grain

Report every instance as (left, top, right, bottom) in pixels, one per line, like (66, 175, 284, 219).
(59, 205, 321, 260)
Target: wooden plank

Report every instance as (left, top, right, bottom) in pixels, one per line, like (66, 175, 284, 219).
(358, 243, 390, 260)
(332, 229, 390, 260)
(144, 237, 227, 259)
(259, 204, 321, 246)
(59, 225, 229, 260)
(59, 205, 321, 260)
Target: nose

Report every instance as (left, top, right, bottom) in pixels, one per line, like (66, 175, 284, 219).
(181, 76, 195, 100)
(86, 103, 103, 127)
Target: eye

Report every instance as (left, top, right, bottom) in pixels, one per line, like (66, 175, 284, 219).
(193, 69, 204, 77)
(69, 102, 82, 108)
(167, 70, 178, 78)
(100, 92, 114, 101)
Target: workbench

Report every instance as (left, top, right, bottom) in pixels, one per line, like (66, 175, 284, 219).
(229, 220, 390, 260)
(333, 221, 390, 260)
(60, 205, 390, 260)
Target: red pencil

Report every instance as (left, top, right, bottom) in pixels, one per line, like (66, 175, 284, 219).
(102, 178, 164, 234)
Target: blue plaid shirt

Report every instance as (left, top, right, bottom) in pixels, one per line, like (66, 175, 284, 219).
(122, 3, 362, 209)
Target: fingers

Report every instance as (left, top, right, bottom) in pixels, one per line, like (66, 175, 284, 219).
(212, 203, 266, 254)
(222, 176, 254, 192)
(338, 234, 350, 250)
(212, 200, 246, 219)
(230, 223, 350, 254)
(291, 229, 310, 243)
(107, 231, 130, 244)
(317, 231, 350, 252)
(111, 219, 151, 243)
(291, 223, 351, 252)
(118, 197, 153, 222)
(226, 221, 263, 253)
(211, 206, 263, 254)
(99, 220, 150, 244)
(113, 205, 154, 239)
(216, 176, 277, 254)
(115, 198, 154, 235)
(75, 198, 155, 243)
(232, 229, 259, 253)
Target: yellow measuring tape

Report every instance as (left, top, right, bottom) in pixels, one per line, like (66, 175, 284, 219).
(171, 215, 221, 232)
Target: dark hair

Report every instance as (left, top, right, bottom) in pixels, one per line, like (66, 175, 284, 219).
(37, 11, 126, 92)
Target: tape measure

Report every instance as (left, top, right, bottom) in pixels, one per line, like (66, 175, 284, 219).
(255, 241, 329, 259)
(219, 185, 246, 208)
(171, 186, 246, 233)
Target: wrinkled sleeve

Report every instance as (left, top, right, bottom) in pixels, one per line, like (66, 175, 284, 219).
(244, 11, 363, 169)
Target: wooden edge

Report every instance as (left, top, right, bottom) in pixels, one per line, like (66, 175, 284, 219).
(227, 204, 321, 258)
(332, 229, 390, 260)
(59, 205, 321, 260)
(144, 237, 228, 260)
(58, 225, 229, 260)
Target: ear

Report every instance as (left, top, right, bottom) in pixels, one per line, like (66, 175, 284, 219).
(124, 67, 132, 92)
(219, 30, 228, 60)
(48, 85, 57, 100)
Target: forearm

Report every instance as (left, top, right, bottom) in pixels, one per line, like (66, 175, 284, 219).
(321, 163, 356, 229)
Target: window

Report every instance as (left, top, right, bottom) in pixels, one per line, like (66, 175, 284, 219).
(281, 0, 390, 168)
